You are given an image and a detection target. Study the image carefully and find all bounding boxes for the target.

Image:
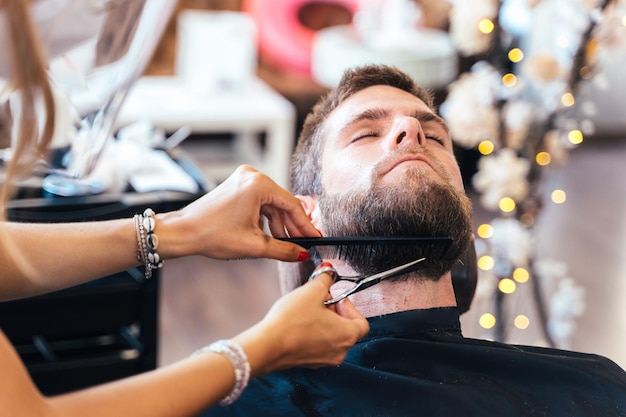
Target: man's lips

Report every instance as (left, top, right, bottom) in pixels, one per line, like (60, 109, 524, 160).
(381, 154, 436, 176)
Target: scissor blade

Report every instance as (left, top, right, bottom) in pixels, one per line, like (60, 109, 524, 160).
(358, 258, 426, 285)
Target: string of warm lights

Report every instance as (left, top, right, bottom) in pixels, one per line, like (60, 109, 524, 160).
(443, 0, 623, 347)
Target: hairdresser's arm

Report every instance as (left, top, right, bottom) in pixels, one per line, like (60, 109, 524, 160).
(2, 270, 369, 417)
(0, 165, 319, 301)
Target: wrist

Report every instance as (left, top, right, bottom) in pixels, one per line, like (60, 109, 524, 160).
(193, 339, 251, 406)
(232, 322, 283, 378)
(133, 209, 164, 279)
(155, 209, 195, 259)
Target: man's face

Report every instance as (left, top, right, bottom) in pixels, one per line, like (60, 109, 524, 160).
(305, 85, 472, 276)
(319, 85, 464, 196)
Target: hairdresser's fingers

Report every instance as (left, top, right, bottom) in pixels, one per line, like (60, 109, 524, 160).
(281, 210, 316, 239)
(305, 266, 345, 310)
(308, 269, 368, 331)
(308, 267, 336, 293)
(282, 208, 319, 238)
(261, 193, 319, 238)
(334, 298, 369, 326)
(262, 204, 320, 242)
(262, 238, 310, 263)
(297, 271, 369, 369)
(262, 205, 289, 238)
(326, 297, 369, 347)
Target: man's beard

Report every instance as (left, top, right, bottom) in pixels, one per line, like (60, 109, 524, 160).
(318, 167, 473, 280)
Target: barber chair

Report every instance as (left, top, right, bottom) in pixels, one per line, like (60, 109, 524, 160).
(451, 241, 478, 314)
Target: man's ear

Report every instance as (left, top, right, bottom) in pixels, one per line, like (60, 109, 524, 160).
(296, 195, 323, 231)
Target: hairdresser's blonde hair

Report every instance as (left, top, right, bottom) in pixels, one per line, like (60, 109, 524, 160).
(0, 0, 56, 218)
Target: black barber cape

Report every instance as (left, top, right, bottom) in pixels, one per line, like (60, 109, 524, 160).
(201, 307, 626, 417)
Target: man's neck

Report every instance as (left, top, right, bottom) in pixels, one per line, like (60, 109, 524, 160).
(330, 271, 457, 318)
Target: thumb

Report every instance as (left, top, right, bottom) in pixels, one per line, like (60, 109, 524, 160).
(309, 266, 336, 290)
(308, 263, 370, 337)
(307, 262, 338, 288)
(334, 299, 369, 338)
(334, 297, 366, 321)
(304, 262, 338, 303)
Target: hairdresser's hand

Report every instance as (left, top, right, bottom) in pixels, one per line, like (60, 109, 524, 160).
(158, 165, 319, 262)
(233, 264, 370, 376)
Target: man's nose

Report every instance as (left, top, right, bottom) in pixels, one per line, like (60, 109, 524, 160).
(388, 117, 425, 148)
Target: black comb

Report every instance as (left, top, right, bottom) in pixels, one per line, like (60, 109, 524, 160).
(279, 236, 453, 263)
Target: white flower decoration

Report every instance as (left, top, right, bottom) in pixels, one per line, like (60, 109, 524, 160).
(548, 277, 586, 348)
(533, 257, 586, 348)
(440, 63, 501, 148)
(489, 217, 535, 269)
(503, 100, 536, 150)
(534, 257, 568, 287)
(472, 149, 531, 210)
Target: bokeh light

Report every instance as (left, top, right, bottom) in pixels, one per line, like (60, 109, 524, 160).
(561, 92, 575, 107)
(498, 278, 517, 294)
(478, 140, 495, 155)
(499, 197, 516, 212)
(520, 213, 534, 226)
(580, 66, 592, 79)
(508, 48, 524, 62)
(568, 129, 584, 144)
(551, 189, 567, 204)
(536, 151, 551, 166)
(478, 255, 495, 271)
(514, 315, 530, 329)
(513, 267, 530, 283)
(479, 18, 495, 34)
(502, 73, 517, 87)
(477, 223, 494, 239)
(479, 313, 497, 329)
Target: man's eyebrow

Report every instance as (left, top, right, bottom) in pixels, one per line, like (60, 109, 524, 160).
(339, 108, 391, 135)
(339, 107, 450, 135)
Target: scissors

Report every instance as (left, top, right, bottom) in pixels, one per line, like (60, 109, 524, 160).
(309, 258, 426, 305)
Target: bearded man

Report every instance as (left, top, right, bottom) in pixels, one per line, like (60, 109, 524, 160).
(201, 65, 626, 417)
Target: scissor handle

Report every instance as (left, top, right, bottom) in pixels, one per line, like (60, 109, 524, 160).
(308, 265, 338, 282)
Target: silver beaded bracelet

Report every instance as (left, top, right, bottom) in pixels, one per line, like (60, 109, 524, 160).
(193, 339, 251, 406)
(133, 208, 163, 279)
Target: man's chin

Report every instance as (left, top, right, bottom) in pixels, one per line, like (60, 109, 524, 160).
(380, 164, 441, 188)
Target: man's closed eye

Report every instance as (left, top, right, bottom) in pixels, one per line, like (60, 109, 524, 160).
(351, 131, 379, 142)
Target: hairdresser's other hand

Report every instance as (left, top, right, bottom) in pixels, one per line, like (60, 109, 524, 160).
(158, 165, 320, 262)
(233, 266, 370, 376)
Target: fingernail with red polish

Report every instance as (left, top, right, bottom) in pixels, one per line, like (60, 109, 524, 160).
(296, 251, 309, 262)
(318, 261, 333, 268)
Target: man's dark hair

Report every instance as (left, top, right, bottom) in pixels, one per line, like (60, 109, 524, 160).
(289, 64, 435, 196)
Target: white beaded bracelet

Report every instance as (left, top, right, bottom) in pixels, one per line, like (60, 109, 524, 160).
(133, 208, 163, 279)
(193, 339, 251, 406)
